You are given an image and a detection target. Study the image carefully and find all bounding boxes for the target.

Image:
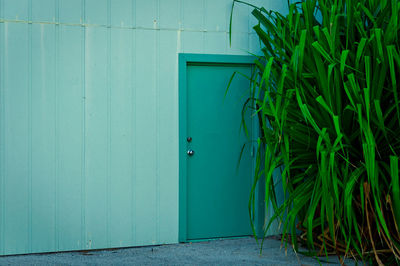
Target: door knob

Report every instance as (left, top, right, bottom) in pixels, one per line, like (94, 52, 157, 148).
(187, 149, 195, 156)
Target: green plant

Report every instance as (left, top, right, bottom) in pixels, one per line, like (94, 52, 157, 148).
(230, 0, 400, 264)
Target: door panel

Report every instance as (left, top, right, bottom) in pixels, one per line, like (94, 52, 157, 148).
(186, 63, 253, 240)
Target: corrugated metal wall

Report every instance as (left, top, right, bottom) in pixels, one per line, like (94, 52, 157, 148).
(0, 0, 286, 255)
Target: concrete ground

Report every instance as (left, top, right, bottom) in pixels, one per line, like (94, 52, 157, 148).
(0, 237, 354, 265)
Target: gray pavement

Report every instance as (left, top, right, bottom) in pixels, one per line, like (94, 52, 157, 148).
(0, 237, 355, 265)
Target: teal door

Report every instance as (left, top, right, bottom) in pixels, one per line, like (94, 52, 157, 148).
(183, 60, 254, 241)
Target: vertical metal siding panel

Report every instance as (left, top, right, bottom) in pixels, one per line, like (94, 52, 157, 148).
(182, 31, 204, 53)
(181, 0, 204, 54)
(227, 32, 249, 55)
(182, 0, 204, 30)
(84, 26, 108, 249)
(27, 1, 32, 253)
(262, 0, 288, 15)
(247, 5, 251, 55)
(179, 0, 183, 30)
(159, 0, 179, 29)
(3, 0, 28, 20)
(0, 1, 5, 254)
(135, 29, 157, 245)
(155, 0, 160, 245)
(204, 32, 227, 54)
(54, 0, 59, 250)
(204, 0, 228, 32)
(106, 0, 111, 247)
(158, 30, 179, 244)
(154, 0, 164, 243)
(81, 0, 86, 252)
(32, 0, 55, 23)
(231, 1, 249, 34)
(3, 22, 29, 255)
(131, 0, 136, 245)
(204, 0, 230, 53)
(223, 0, 230, 56)
(249, 33, 261, 55)
(227, 0, 250, 55)
(85, 0, 107, 25)
(111, 0, 132, 27)
(59, 0, 81, 24)
(57, 25, 83, 251)
(178, 0, 183, 52)
(202, 0, 206, 55)
(110, 27, 134, 247)
(31, 23, 56, 253)
(135, 0, 156, 28)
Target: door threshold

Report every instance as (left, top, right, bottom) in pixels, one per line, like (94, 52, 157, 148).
(186, 235, 252, 243)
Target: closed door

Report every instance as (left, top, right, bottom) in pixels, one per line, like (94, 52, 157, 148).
(185, 62, 254, 240)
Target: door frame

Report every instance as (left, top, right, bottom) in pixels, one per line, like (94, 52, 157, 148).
(178, 54, 259, 242)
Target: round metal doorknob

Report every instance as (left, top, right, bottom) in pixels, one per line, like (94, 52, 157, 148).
(187, 149, 195, 156)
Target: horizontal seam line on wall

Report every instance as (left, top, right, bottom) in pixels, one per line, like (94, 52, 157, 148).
(0, 19, 256, 34)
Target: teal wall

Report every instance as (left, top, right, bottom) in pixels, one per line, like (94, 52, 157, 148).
(0, 0, 287, 255)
